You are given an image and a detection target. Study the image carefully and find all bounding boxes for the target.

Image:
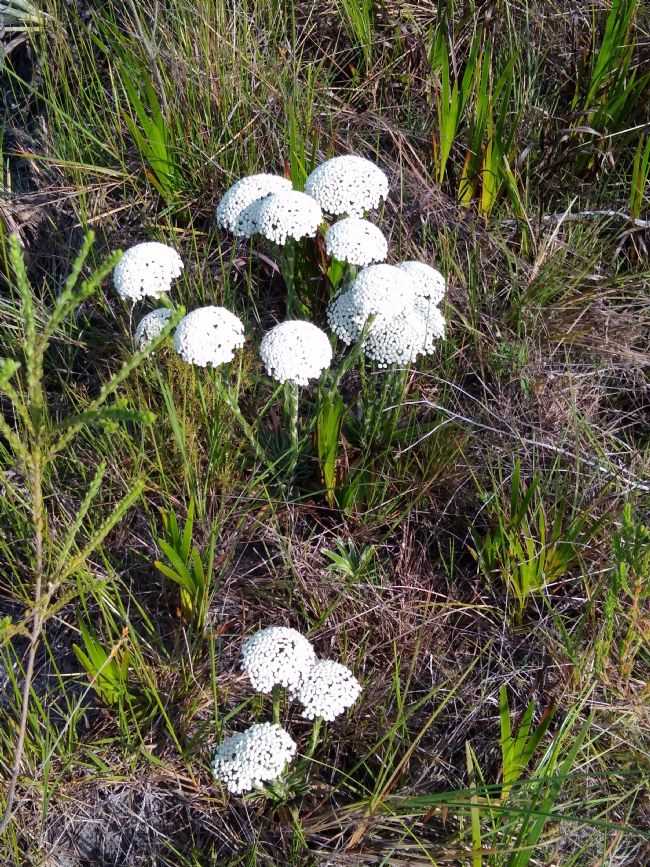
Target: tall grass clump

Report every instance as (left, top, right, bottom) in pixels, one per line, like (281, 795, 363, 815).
(337, 0, 375, 73)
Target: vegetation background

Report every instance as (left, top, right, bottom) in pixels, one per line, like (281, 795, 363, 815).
(1, 0, 649, 864)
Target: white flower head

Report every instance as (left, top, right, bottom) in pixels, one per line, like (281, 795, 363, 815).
(414, 296, 446, 353)
(325, 217, 388, 266)
(294, 660, 362, 722)
(113, 242, 183, 302)
(241, 626, 316, 694)
(252, 191, 322, 245)
(212, 722, 297, 794)
(216, 174, 293, 237)
(327, 264, 415, 345)
(350, 264, 415, 319)
(133, 307, 173, 350)
(398, 261, 446, 305)
(305, 155, 388, 217)
(260, 320, 332, 386)
(364, 301, 445, 368)
(326, 288, 361, 345)
(173, 306, 244, 368)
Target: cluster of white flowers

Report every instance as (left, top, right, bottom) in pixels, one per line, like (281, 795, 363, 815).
(325, 217, 387, 266)
(259, 320, 333, 386)
(293, 660, 362, 722)
(348, 264, 415, 321)
(213, 625, 362, 795)
(216, 155, 386, 252)
(112, 243, 249, 369)
(241, 626, 316, 693)
(363, 303, 446, 368)
(252, 191, 323, 245)
(212, 722, 297, 795)
(113, 241, 183, 302)
(399, 261, 446, 305)
(327, 264, 413, 343)
(217, 177, 324, 245)
(173, 306, 245, 368)
(133, 307, 173, 350)
(305, 155, 388, 217)
(116, 154, 447, 376)
(328, 261, 446, 367)
(216, 174, 292, 237)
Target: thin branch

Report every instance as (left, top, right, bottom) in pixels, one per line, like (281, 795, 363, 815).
(502, 209, 650, 230)
(0, 449, 44, 835)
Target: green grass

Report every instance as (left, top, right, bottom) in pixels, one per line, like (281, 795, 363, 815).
(1, 0, 649, 864)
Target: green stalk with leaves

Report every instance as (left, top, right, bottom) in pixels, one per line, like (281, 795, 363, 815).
(0, 233, 180, 833)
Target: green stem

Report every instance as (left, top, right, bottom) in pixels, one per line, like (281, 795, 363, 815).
(215, 373, 274, 473)
(158, 292, 175, 309)
(281, 239, 298, 319)
(280, 239, 311, 319)
(284, 380, 300, 479)
(305, 717, 323, 759)
(272, 684, 282, 725)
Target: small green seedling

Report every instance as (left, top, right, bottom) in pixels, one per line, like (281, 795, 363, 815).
(470, 460, 603, 621)
(154, 498, 216, 631)
(499, 685, 554, 803)
(73, 622, 132, 708)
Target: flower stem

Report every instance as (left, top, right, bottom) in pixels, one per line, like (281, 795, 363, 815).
(305, 717, 323, 758)
(283, 380, 300, 479)
(281, 239, 299, 319)
(272, 684, 282, 725)
(215, 373, 274, 473)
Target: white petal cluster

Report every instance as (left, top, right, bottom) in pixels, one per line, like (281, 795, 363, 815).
(252, 191, 322, 245)
(414, 296, 446, 353)
(113, 242, 183, 302)
(216, 174, 292, 237)
(212, 723, 297, 794)
(325, 217, 388, 266)
(260, 320, 332, 386)
(364, 301, 445, 368)
(133, 307, 173, 350)
(173, 306, 245, 368)
(326, 290, 362, 345)
(398, 261, 446, 305)
(305, 155, 388, 217)
(327, 261, 446, 366)
(241, 626, 316, 694)
(327, 264, 414, 345)
(294, 660, 362, 722)
(349, 264, 415, 319)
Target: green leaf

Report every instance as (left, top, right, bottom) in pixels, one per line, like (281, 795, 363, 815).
(510, 716, 591, 867)
(58, 480, 146, 582)
(0, 358, 21, 387)
(181, 499, 195, 563)
(54, 461, 107, 576)
(317, 390, 345, 506)
(153, 559, 195, 594)
(157, 539, 196, 588)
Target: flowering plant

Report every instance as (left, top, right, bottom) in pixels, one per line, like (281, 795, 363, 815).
(112, 153, 449, 496)
(211, 625, 362, 799)
(210, 153, 448, 489)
